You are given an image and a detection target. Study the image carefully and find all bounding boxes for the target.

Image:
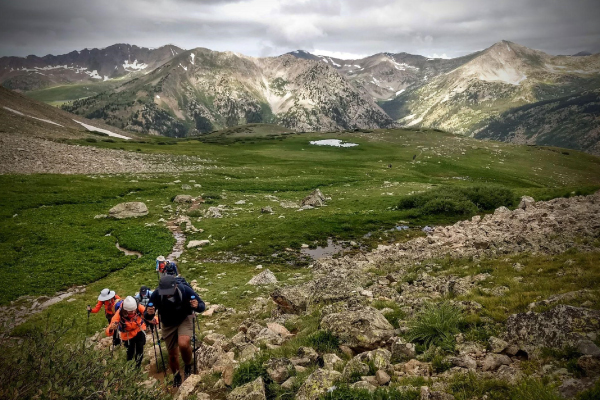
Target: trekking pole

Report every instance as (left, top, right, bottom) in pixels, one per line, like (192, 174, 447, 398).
(191, 296, 198, 374)
(153, 308, 167, 376)
(86, 307, 91, 335)
(149, 323, 160, 373)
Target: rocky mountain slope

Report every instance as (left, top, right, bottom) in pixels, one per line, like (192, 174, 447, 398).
(475, 89, 600, 155)
(62, 49, 396, 136)
(0, 44, 182, 91)
(380, 41, 600, 148)
(289, 50, 480, 101)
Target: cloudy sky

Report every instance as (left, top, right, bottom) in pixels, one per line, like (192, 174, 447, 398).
(1, 0, 599, 59)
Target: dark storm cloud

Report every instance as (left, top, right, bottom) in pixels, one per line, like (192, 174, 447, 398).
(1, 0, 599, 59)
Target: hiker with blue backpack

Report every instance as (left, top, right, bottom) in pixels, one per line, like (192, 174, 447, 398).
(134, 286, 153, 307)
(156, 255, 179, 279)
(144, 275, 205, 387)
(107, 296, 158, 368)
(87, 288, 122, 346)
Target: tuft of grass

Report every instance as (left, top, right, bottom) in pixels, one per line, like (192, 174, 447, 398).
(231, 353, 270, 388)
(431, 354, 453, 373)
(407, 302, 463, 349)
(305, 330, 340, 354)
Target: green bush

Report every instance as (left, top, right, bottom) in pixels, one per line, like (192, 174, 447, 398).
(0, 321, 161, 399)
(305, 330, 340, 353)
(407, 302, 463, 349)
(431, 354, 453, 373)
(397, 185, 516, 218)
(577, 379, 600, 400)
(320, 384, 420, 400)
(511, 378, 562, 400)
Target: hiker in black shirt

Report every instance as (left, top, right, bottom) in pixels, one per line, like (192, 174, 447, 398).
(145, 275, 205, 386)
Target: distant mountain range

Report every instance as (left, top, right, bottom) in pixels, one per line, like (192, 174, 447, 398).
(1, 41, 599, 154)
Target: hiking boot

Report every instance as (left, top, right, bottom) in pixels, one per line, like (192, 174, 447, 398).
(173, 371, 182, 388)
(184, 364, 193, 380)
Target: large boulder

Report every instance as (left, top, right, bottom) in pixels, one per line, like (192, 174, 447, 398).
(108, 202, 148, 219)
(271, 286, 310, 314)
(301, 189, 326, 208)
(295, 369, 341, 400)
(227, 377, 266, 400)
(320, 306, 394, 352)
(175, 374, 202, 400)
(195, 342, 224, 371)
(248, 269, 278, 286)
(505, 305, 600, 353)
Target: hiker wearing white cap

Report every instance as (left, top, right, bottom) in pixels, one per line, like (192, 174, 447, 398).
(107, 296, 157, 368)
(87, 288, 122, 346)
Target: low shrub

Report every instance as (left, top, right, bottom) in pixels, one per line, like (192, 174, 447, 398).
(231, 353, 270, 388)
(397, 185, 516, 218)
(407, 302, 463, 349)
(0, 321, 161, 399)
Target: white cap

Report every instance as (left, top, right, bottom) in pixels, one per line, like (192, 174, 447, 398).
(157, 255, 166, 262)
(122, 296, 137, 312)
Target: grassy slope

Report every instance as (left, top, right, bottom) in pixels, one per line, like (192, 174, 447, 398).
(2, 127, 600, 342)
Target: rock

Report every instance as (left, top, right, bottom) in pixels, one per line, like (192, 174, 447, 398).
(559, 378, 596, 399)
(301, 189, 327, 208)
(577, 355, 600, 375)
(266, 323, 293, 338)
(265, 358, 293, 383)
(576, 339, 600, 356)
(360, 376, 379, 387)
(248, 269, 278, 285)
(174, 195, 193, 203)
(391, 337, 416, 361)
(449, 355, 477, 370)
(295, 369, 342, 400)
(254, 327, 286, 347)
(420, 386, 455, 400)
(175, 374, 203, 400)
(281, 377, 296, 390)
(339, 345, 354, 358)
(270, 286, 309, 314)
(280, 201, 299, 209)
(505, 305, 600, 353)
(488, 336, 508, 354)
(343, 357, 370, 380)
(203, 333, 226, 345)
(204, 207, 223, 218)
(188, 239, 210, 249)
(323, 353, 344, 370)
(261, 206, 273, 214)
(350, 381, 377, 391)
(196, 394, 211, 400)
(94, 214, 107, 219)
(297, 347, 319, 362)
(108, 202, 148, 219)
(375, 370, 390, 385)
(239, 344, 260, 362)
(195, 342, 224, 371)
(320, 306, 394, 351)
(403, 359, 431, 376)
(495, 364, 523, 384)
(518, 196, 535, 210)
(357, 349, 392, 370)
(227, 377, 266, 400)
(482, 354, 511, 372)
(182, 184, 192, 190)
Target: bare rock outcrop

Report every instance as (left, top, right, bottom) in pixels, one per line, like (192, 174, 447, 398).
(109, 202, 148, 219)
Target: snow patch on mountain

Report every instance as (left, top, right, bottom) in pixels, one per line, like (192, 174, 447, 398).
(72, 120, 131, 140)
(310, 139, 358, 147)
(123, 60, 148, 71)
(3, 106, 64, 127)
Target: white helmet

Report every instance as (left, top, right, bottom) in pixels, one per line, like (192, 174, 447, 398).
(122, 296, 137, 312)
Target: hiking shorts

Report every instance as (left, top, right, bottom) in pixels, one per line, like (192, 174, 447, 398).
(161, 315, 193, 350)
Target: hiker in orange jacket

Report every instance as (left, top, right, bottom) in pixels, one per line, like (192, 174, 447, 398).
(87, 288, 121, 346)
(106, 296, 157, 368)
